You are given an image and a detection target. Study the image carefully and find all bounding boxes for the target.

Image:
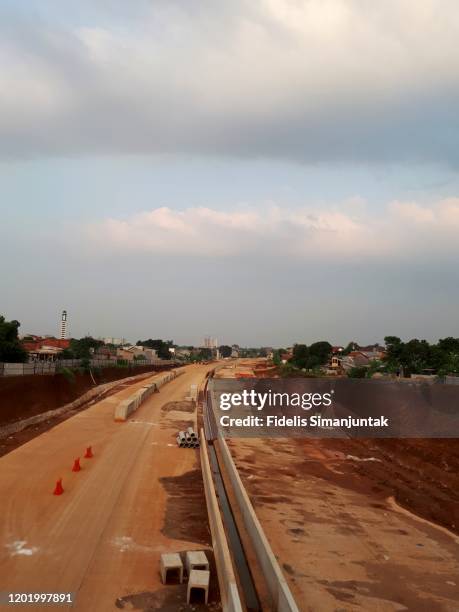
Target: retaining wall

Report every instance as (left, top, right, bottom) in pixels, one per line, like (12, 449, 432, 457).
(0, 370, 160, 440)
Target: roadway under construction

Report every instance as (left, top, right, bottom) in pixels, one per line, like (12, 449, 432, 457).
(0, 361, 457, 611)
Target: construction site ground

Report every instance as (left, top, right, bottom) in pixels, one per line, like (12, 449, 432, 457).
(216, 359, 459, 612)
(229, 437, 459, 611)
(215, 360, 459, 611)
(0, 363, 220, 611)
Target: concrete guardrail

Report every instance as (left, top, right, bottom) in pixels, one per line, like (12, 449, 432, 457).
(114, 369, 182, 421)
(200, 430, 243, 612)
(218, 437, 300, 612)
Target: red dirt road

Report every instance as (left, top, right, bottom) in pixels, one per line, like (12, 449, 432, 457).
(0, 364, 217, 611)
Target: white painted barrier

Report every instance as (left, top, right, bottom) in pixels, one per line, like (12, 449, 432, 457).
(218, 438, 300, 612)
(200, 431, 243, 612)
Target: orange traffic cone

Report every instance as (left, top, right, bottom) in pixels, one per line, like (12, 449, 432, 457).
(53, 478, 64, 495)
(72, 458, 81, 472)
(84, 446, 93, 459)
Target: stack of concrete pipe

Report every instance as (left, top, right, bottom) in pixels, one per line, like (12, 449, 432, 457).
(176, 427, 200, 448)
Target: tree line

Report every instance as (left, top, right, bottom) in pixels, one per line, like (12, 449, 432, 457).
(278, 336, 459, 377)
(2, 314, 458, 376)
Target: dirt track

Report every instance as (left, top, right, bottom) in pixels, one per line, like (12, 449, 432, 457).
(0, 364, 219, 611)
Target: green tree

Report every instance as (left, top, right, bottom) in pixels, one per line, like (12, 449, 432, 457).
(383, 336, 404, 372)
(292, 344, 309, 368)
(69, 336, 104, 358)
(366, 359, 384, 378)
(198, 348, 212, 360)
(347, 366, 367, 378)
(0, 316, 27, 363)
(384, 336, 435, 376)
(219, 345, 232, 358)
(308, 341, 332, 369)
(432, 337, 459, 375)
(404, 339, 431, 374)
(342, 341, 357, 355)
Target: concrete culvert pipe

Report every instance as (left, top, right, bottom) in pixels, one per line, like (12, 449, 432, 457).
(178, 432, 187, 445)
(187, 427, 197, 439)
(176, 435, 185, 448)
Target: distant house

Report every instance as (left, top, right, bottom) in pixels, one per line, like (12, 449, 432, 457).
(116, 348, 135, 362)
(280, 352, 293, 364)
(92, 346, 117, 362)
(327, 342, 387, 374)
(358, 343, 385, 353)
(334, 349, 385, 373)
(22, 337, 71, 361)
(231, 345, 239, 358)
(103, 337, 125, 346)
(116, 346, 158, 361)
(330, 355, 341, 370)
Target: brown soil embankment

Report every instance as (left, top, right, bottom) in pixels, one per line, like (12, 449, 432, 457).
(302, 437, 459, 535)
(0, 364, 174, 427)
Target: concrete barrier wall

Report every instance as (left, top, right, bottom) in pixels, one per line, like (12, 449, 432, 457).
(218, 437, 299, 612)
(2, 362, 56, 376)
(114, 369, 183, 421)
(0, 359, 180, 377)
(200, 430, 243, 612)
(114, 382, 157, 421)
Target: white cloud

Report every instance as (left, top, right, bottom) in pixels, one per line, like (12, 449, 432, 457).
(82, 198, 459, 260)
(0, 1, 458, 162)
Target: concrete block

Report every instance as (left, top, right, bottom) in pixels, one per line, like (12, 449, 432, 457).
(114, 399, 133, 421)
(185, 550, 209, 576)
(160, 552, 183, 584)
(187, 569, 210, 605)
(190, 384, 198, 400)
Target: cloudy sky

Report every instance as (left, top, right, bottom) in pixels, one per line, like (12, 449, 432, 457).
(1, 0, 459, 346)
